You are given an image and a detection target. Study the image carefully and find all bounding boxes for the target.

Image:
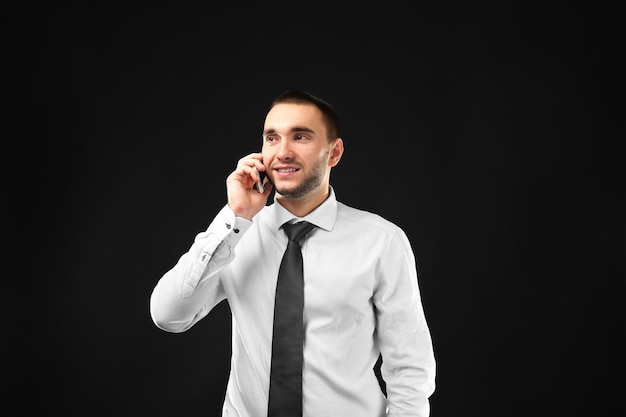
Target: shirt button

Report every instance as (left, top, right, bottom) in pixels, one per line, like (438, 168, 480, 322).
(225, 222, 231, 229)
(233, 228, 239, 233)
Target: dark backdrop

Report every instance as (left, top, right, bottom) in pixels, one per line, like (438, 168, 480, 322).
(6, 3, 623, 416)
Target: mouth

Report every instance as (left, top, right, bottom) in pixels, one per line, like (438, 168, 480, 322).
(272, 166, 300, 179)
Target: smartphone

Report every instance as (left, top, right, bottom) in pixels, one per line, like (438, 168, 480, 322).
(255, 167, 266, 193)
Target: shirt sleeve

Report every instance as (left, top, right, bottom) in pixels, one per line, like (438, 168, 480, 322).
(149, 204, 252, 333)
(373, 228, 436, 417)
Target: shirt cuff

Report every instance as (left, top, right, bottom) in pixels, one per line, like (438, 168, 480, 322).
(181, 205, 252, 298)
(214, 204, 253, 244)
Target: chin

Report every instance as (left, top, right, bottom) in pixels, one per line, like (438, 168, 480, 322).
(275, 185, 306, 199)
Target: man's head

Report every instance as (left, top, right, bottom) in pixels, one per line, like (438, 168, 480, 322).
(269, 90, 341, 142)
(261, 90, 344, 209)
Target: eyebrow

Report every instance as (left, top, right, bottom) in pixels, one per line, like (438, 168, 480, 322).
(262, 126, 316, 136)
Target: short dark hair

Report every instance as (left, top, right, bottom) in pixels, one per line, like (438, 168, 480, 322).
(271, 90, 340, 142)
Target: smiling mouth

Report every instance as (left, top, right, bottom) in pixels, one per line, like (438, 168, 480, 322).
(276, 168, 298, 173)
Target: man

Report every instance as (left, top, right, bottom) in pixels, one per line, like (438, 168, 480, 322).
(150, 90, 436, 416)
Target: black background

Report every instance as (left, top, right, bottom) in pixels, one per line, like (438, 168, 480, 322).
(6, 3, 623, 416)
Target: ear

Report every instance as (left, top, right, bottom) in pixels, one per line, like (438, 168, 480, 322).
(328, 138, 344, 168)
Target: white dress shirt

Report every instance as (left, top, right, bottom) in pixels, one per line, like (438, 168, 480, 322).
(150, 187, 436, 416)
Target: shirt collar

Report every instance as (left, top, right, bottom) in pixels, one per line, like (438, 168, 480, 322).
(269, 186, 338, 232)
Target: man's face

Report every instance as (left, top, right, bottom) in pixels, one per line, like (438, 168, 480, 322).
(261, 103, 334, 199)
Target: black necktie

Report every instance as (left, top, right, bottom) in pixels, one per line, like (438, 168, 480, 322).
(268, 221, 316, 417)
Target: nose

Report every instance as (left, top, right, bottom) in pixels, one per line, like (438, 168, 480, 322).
(276, 139, 294, 160)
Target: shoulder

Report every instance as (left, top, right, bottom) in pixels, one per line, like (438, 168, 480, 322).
(336, 201, 404, 235)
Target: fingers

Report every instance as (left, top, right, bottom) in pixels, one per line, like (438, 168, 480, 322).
(226, 153, 272, 219)
(237, 153, 265, 182)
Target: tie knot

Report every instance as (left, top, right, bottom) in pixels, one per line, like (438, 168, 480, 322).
(283, 221, 316, 244)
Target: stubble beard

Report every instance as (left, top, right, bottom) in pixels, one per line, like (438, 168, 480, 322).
(271, 149, 329, 199)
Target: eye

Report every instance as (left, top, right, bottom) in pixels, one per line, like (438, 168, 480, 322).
(295, 134, 305, 140)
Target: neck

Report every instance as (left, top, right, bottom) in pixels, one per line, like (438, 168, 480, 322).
(276, 186, 330, 218)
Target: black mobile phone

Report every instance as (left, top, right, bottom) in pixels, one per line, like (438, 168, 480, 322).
(255, 167, 266, 193)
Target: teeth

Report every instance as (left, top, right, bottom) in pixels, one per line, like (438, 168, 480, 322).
(278, 168, 296, 172)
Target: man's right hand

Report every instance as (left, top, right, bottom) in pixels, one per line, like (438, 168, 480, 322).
(226, 152, 273, 220)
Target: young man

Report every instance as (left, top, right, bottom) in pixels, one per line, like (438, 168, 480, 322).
(150, 90, 436, 416)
